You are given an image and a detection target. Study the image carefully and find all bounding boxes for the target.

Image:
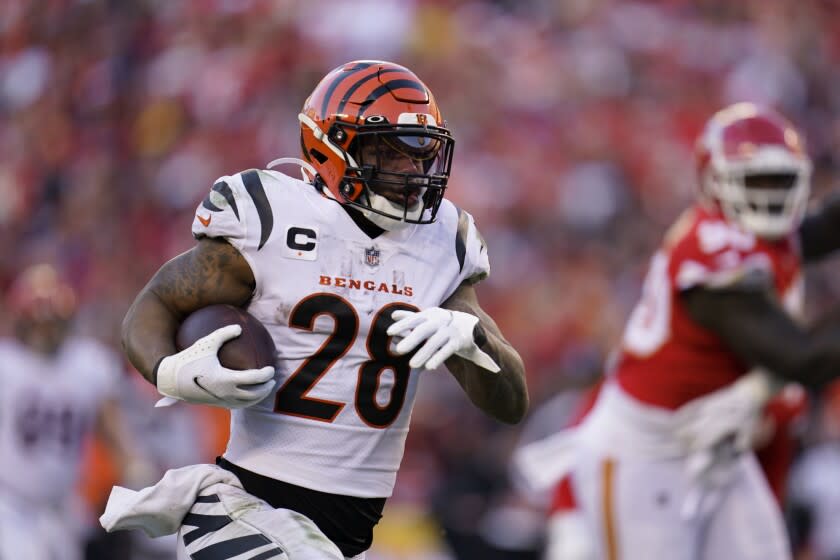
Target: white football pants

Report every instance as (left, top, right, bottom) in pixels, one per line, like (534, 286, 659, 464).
(570, 451, 790, 560)
(175, 481, 364, 560)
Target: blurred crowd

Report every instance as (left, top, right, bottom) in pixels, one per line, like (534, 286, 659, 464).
(3, 0, 840, 558)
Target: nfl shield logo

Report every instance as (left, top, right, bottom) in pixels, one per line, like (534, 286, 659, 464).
(365, 247, 380, 267)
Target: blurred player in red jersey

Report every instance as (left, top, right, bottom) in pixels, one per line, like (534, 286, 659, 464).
(520, 381, 808, 560)
(544, 103, 840, 560)
(0, 265, 144, 560)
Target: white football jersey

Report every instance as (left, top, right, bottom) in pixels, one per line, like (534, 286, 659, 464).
(191, 168, 489, 497)
(0, 336, 120, 505)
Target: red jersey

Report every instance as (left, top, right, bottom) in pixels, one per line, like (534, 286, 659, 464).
(615, 204, 803, 410)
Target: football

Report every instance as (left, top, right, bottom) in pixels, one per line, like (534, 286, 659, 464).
(176, 304, 276, 370)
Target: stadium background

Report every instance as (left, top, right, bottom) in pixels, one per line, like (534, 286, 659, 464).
(2, 0, 840, 558)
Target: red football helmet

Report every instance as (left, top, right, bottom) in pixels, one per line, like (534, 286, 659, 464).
(695, 103, 812, 239)
(299, 60, 454, 229)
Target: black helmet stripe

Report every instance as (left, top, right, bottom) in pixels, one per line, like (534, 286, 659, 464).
(356, 80, 428, 117)
(319, 62, 373, 117)
(337, 68, 402, 114)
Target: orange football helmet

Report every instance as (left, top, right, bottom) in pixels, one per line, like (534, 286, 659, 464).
(695, 103, 812, 239)
(299, 60, 454, 228)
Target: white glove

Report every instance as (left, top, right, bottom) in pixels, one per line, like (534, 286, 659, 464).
(675, 371, 779, 520)
(673, 370, 775, 455)
(680, 440, 741, 521)
(155, 324, 276, 409)
(386, 308, 500, 372)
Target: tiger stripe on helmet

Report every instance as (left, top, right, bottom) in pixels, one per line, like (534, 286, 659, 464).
(317, 62, 375, 117)
(317, 63, 431, 121)
(299, 60, 452, 220)
(355, 79, 429, 117)
(336, 68, 402, 114)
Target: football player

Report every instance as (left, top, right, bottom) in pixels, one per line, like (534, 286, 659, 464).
(522, 381, 807, 560)
(108, 60, 528, 559)
(564, 103, 840, 560)
(0, 264, 141, 560)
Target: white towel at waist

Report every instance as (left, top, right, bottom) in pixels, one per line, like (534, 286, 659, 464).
(99, 463, 242, 537)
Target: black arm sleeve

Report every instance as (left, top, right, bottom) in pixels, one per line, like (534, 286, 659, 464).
(682, 285, 840, 388)
(798, 194, 840, 262)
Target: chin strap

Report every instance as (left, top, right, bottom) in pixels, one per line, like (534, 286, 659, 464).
(266, 157, 318, 183)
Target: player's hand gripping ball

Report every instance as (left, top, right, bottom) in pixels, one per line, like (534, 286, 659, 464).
(155, 304, 277, 409)
(176, 304, 276, 370)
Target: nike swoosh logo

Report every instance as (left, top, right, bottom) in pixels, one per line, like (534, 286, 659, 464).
(197, 213, 212, 227)
(192, 376, 222, 400)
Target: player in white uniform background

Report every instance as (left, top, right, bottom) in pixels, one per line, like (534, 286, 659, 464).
(0, 264, 140, 560)
(106, 60, 528, 559)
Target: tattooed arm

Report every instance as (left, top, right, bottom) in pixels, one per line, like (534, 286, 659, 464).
(441, 282, 529, 424)
(122, 238, 255, 384)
